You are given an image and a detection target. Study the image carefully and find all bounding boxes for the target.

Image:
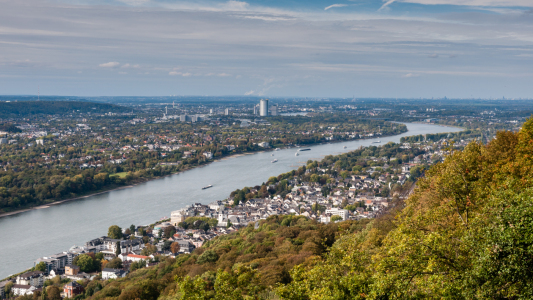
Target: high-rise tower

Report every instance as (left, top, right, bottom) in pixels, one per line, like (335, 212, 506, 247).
(259, 99, 269, 117)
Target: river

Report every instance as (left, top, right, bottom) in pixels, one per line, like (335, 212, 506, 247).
(0, 123, 461, 278)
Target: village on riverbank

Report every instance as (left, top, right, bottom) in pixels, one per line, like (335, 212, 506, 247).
(0, 136, 472, 299)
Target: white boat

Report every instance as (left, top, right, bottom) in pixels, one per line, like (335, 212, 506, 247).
(275, 148, 280, 151)
(271, 159, 278, 163)
(202, 185, 213, 190)
(271, 154, 274, 156)
(295, 153, 299, 156)
(373, 140, 381, 144)
(343, 146, 347, 149)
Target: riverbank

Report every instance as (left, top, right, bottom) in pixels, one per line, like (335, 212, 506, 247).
(0, 122, 464, 279)
(0, 150, 263, 219)
(0, 126, 421, 219)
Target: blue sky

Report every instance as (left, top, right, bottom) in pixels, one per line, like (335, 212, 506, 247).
(0, 0, 532, 98)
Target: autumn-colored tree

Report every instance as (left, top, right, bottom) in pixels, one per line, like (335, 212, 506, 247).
(170, 242, 180, 254)
(46, 286, 61, 300)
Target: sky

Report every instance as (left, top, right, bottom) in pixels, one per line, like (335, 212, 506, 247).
(0, 0, 532, 98)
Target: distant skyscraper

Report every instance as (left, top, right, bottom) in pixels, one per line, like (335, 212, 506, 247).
(271, 105, 278, 116)
(210, 109, 214, 114)
(253, 105, 258, 115)
(225, 108, 229, 115)
(260, 99, 269, 117)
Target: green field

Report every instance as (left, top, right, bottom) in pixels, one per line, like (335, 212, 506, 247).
(110, 172, 129, 178)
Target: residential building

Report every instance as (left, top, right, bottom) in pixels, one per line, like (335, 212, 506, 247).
(16, 271, 44, 287)
(325, 207, 349, 221)
(102, 268, 127, 280)
(65, 265, 80, 276)
(63, 281, 84, 298)
(12, 285, 36, 296)
(171, 209, 187, 226)
(123, 254, 149, 262)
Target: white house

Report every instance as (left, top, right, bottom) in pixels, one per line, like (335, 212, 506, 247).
(101, 268, 127, 280)
(12, 285, 37, 296)
(16, 271, 44, 287)
(324, 207, 349, 221)
(123, 254, 149, 262)
(171, 209, 187, 226)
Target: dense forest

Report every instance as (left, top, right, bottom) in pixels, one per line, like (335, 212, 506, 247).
(58, 118, 533, 300)
(0, 101, 128, 117)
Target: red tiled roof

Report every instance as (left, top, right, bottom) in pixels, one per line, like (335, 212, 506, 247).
(127, 254, 149, 259)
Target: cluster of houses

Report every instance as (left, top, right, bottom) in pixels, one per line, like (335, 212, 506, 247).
(0, 139, 457, 299)
(0, 269, 86, 298)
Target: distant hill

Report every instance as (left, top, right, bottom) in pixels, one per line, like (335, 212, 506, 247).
(0, 101, 129, 118)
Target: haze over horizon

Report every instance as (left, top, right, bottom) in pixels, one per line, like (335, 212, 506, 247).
(1, 0, 532, 98)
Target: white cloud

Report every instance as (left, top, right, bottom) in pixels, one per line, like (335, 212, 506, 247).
(396, 0, 533, 7)
(244, 90, 255, 95)
(218, 73, 231, 77)
(222, 0, 249, 11)
(169, 71, 191, 76)
(379, 0, 533, 11)
(121, 63, 139, 68)
(402, 73, 419, 78)
(379, 0, 396, 11)
(324, 4, 348, 11)
(116, 0, 150, 6)
(242, 15, 292, 21)
(428, 54, 439, 58)
(99, 62, 120, 68)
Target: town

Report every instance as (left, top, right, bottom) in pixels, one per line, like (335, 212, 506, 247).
(0, 135, 468, 299)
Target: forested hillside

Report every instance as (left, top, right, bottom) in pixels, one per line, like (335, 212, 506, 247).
(33, 118, 533, 300)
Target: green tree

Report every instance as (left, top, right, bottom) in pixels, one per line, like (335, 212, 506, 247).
(75, 254, 95, 272)
(108, 225, 122, 239)
(35, 261, 47, 272)
(310, 174, 319, 182)
(331, 215, 343, 222)
(340, 170, 350, 180)
(5, 281, 13, 296)
(164, 226, 176, 238)
(106, 257, 123, 269)
(197, 249, 219, 264)
(130, 260, 146, 272)
(177, 276, 209, 300)
(141, 244, 158, 256)
(115, 241, 121, 256)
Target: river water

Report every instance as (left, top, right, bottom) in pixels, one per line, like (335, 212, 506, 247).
(0, 123, 461, 278)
